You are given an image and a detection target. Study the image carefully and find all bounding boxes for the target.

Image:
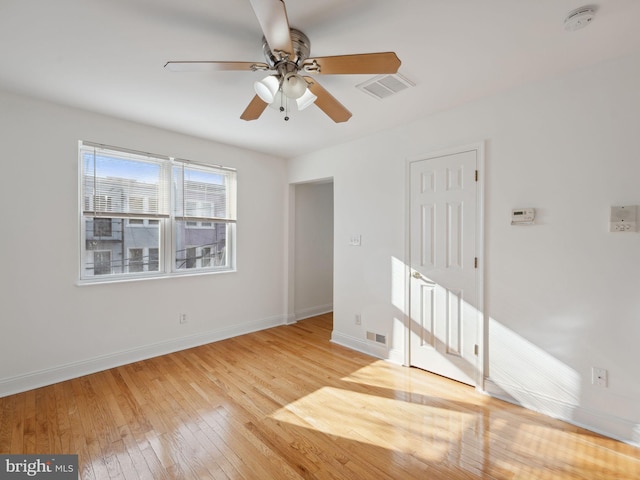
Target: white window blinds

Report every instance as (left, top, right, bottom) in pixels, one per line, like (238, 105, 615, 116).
(79, 141, 237, 281)
(81, 143, 170, 218)
(173, 162, 237, 222)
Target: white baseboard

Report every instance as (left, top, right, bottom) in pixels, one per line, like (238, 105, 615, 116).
(331, 331, 389, 360)
(387, 347, 405, 365)
(0, 314, 287, 398)
(484, 378, 640, 448)
(295, 304, 333, 321)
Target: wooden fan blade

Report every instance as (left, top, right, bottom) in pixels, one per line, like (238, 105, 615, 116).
(165, 61, 269, 72)
(304, 52, 401, 75)
(248, 0, 293, 59)
(240, 95, 268, 121)
(303, 77, 352, 123)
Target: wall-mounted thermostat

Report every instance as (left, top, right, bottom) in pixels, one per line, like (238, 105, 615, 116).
(610, 205, 637, 232)
(511, 208, 535, 225)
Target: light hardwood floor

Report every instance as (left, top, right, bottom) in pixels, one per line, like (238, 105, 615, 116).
(1, 313, 639, 479)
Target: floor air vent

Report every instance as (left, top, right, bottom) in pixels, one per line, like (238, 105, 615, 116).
(366, 331, 387, 345)
(356, 73, 415, 100)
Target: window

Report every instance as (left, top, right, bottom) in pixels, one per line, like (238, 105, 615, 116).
(128, 248, 144, 272)
(93, 195, 111, 212)
(93, 218, 113, 237)
(148, 248, 159, 272)
(173, 162, 235, 272)
(93, 251, 112, 276)
(128, 196, 144, 213)
(79, 142, 236, 281)
(184, 247, 197, 269)
(202, 247, 212, 267)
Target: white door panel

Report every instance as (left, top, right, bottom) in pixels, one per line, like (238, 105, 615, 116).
(409, 149, 480, 386)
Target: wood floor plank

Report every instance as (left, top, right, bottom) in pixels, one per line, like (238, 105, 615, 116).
(0, 394, 17, 452)
(1, 312, 639, 479)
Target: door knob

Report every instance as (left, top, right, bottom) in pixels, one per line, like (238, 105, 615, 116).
(412, 271, 436, 286)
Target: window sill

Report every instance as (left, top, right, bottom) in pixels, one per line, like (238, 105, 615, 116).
(76, 268, 236, 286)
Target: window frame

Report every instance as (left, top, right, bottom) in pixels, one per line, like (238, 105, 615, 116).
(78, 141, 236, 283)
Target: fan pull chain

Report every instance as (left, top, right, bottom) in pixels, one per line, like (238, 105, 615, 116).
(278, 93, 290, 121)
(277, 87, 289, 121)
(279, 90, 285, 113)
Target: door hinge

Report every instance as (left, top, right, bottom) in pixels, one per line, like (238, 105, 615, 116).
(475, 170, 478, 182)
(474, 257, 478, 268)
(474, 344, 479, 356)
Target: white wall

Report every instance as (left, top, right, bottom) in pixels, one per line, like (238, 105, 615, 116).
(0, 90, 288, 396)
(288, 52, 640, 446)
(293, 181, 333, 320)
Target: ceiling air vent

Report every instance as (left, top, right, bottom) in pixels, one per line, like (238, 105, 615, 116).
(356, 73, 415, 100)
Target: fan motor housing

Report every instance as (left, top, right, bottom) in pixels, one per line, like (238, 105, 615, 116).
(262, 28, 311, 69)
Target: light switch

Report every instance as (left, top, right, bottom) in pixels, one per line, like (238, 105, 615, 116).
(349, 234, 362, 246)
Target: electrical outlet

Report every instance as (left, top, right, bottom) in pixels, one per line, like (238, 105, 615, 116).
(179, 313, 188, 324)
(592, 367, 607, 387)
(349, 234, 362, 246)
(355, 314, 361, 325)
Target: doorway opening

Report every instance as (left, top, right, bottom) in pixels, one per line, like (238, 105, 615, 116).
(289, 179, 334, 326)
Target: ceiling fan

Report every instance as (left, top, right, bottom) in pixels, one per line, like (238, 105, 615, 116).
(165, 0, 401, 123)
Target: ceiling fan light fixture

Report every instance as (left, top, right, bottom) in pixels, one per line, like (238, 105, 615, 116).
(167, 1, 400, 123)
(254, 75, 280, 103)
(296, 88, 317, 110)
(282, 73, 307, 99)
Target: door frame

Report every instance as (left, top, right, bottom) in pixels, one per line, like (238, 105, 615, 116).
(404, 142, 486, 390)
(286, 178, 335, 324)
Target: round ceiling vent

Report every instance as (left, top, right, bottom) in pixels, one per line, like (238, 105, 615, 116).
(564, 6, 597, 31)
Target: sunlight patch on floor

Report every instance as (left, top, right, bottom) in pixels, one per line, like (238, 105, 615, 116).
(269, 385, 478, 463)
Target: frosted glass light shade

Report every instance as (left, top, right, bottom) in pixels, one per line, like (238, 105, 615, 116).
(254, 75, 280, 103)
(267, 87, 316, 115)
(296, 88, 317, 110)
(282, 73, 307, 100)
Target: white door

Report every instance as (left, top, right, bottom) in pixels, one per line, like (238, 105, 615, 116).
(409, 148, 481, 386)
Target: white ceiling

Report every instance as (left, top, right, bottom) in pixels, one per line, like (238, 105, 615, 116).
(2, 0, 640, 158)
